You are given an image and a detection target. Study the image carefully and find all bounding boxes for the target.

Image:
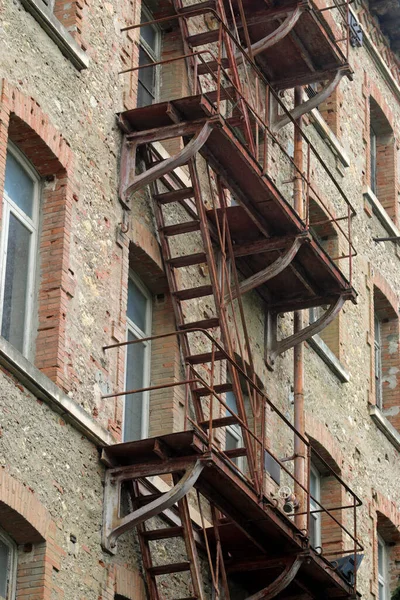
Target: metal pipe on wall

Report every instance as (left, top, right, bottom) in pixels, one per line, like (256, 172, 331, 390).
(293, 86, 306, 533)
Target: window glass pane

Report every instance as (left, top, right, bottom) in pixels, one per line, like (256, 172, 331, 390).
(141, 22, 157, 52)
(1, 213, 31, 353)
(0, 538, 9, 598)
(127, 277, 148, 333)
(138, 47, 156, 102)
(138, 83, 154, 108)
(4, 151, 34, 218)
(310, 514, 318, 547)
(124, 330, 146, 441)
(225, 390, 238, 415)
(370, 126, 377, 194)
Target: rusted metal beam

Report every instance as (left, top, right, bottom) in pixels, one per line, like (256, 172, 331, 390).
(266, 295, 345, 368)
(126, 117, 212, 144)
(272, 71, 344, 132)
(233, 235, 297, 257)
(227, 234, 309, 301)
(102, 460, 204, 553)
(245, 554, 306, 600)
(124, 122, 213, 200)
(236, 7, 303, 64)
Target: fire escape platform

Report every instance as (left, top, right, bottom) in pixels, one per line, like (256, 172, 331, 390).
(227, 0, 352, 88)
(119, 95, 356, 311)
(102, 430, 355, 599)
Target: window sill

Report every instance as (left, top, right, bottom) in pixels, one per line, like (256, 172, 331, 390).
(20, 0, 89, 70)
(0, 335, 114, 446)
(308, 334, 350, 383)
(369, 404, 400, 452)
(309, 108, 350, 169)
(363, 186, 400, 238)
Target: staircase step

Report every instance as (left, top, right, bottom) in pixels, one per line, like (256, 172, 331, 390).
(199, 415, 239, 429)
(154, 187, 194, 205)
(179, 317, 219, 330)
(193, 382, 233, 397)
(224, 447, 247, 459)
(142, 526, 184, 540)
(148, 562, 191, 576)
(198, 58, 229, 75)
(174, 285, 213, 301)
(177, 0, 215, 14)
(162, 221, 201, 236)
(188, 30, 220, 46)
(187, 350, 226, 365)
(168, 252, 207, 268)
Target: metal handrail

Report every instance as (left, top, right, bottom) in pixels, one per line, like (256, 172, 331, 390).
(103, 327, 363, 591)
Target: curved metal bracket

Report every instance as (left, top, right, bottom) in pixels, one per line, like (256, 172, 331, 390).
(236, 7, 303, 65)
(121, 122, 213, 206)
(226, 233, 309, 302)
(245, 554, 306, 600)
(266, 295, 345, 369)
(271, 70, 343, 133)
(102, 460, 204, 553)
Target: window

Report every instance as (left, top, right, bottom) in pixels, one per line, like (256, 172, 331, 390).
(369, 98, 396, 222)
(0, 144, 39, 357)
(225, 389, 244, 469)
(372, 284, 399, 425)
(374, 312, 383, 410)
(137, 6, 160, 107)
(124, 273, 152, 442)
(378, 534, 389, 600)
(309, 463, 321, 550)
(0, 529, 17, 600)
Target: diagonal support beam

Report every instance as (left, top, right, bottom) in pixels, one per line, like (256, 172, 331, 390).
(102, 460, 204, 553)
(266, 295, 345, 369)
(121, 122, 213, 207)
(226, 233, 309, 302)
(236, 6, 303, 65)
(271, 70, 343, 133)
(245, 554, 306, 600)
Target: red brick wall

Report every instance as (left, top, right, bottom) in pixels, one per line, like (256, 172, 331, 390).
(0, 80, 75, 392)
(0, 468, 64, 599)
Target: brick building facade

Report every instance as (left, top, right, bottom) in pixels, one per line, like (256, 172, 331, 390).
(0, 0, 399, 596)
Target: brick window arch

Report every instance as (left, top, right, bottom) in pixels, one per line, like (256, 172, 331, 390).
(0, 82, 75, 391)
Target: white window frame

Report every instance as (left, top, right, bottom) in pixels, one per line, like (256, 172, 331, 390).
(310, 463, 322, 550)
(0, 528, 17, 600)
(378, 534, 389, 600)
(374, 312, 383, 410)
(0, 142, 40, 358)
(123, 271, 152, 441)
(137, 5, 161, 108)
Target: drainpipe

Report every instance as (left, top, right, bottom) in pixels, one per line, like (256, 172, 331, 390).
(293, 86, 306, 533)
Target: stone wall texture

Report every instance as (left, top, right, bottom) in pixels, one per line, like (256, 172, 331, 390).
(0, 0, 399, 597)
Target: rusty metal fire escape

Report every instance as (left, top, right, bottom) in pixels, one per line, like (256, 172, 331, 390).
(101, 1, 363, 599)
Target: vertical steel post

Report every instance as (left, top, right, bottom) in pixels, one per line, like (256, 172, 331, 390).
(293, 86, 306, 533)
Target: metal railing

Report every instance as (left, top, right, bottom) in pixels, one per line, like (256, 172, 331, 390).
(103, 328, 363, 592)
(120, 7, 357, 285)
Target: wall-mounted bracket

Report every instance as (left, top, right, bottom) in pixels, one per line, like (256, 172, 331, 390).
(265, 294, 345, 369)
(226, 232, 309, 303)
(245, 553, 307, 600)
(271, 70, 344, 133)
(236, 6, 304, 65)
(119, 122, 213, 210)
(102, 460, 204, 554)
